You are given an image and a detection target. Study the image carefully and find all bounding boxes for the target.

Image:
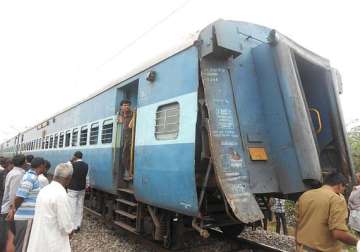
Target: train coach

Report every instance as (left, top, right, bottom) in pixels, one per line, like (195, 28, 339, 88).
(0, 19, 354, 248)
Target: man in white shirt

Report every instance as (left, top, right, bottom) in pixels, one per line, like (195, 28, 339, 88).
(27, 163, 74, 252)
(0, 154, 26, 252)
(38, 160, 51, 189)
(1, 155, 27, 215)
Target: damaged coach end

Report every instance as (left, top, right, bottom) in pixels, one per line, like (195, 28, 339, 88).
(195, 19, 354, 233)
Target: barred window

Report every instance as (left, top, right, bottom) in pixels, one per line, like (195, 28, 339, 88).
(155, 102, 180, 140)
(54, 134, 58, 148)
(45, 136, 49, 149)
(72, 128, 78, 146)
(80, 126, 88, 146)
(59, 133, 64, 148)
(90, 122, 99, 145)
(101, 119, 113, 144)
(65, 131, 71, 147)
(49, 135, 54, 149)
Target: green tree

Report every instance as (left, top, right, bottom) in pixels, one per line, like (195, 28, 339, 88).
(348, 125, 360, 172)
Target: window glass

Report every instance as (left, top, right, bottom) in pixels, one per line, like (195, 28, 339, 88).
(59, 133, 64, 148)
(49, 135, 54, 149)
(80, 126, 88, 146)
(155, 102, 180, 140)
(90, 122, 99, 145)
(72, 128, 78, 146)
(54, 134, 58, 148)
(42, 139, 45, 149)
(45, 136, 49, 149)
(101, 119, 113, 144)
(65, 131, 71, 147)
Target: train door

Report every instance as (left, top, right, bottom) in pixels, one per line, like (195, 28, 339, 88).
(115, 80, 139, 185)
(292, 53, 353, 179)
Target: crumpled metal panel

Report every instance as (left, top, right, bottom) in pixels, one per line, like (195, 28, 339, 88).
(200, 58, 263, 223)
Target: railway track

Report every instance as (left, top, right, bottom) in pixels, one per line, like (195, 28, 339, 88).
(83, 207, 292, 252)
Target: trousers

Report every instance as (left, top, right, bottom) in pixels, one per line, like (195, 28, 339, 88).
(275, 212, 288, 235)
(15, 219, 32, 252)
(68, 189, 85, 229)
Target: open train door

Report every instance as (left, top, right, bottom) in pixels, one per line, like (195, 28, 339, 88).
(269, 33, 355, 184)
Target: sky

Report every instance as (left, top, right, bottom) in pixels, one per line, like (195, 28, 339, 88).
(0, 0, 359, 142)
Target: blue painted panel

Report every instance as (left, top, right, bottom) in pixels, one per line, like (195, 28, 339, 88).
(134, 144, 198, 215)
(27, 147, 116, 193)
(134, 47, 199, 215)
(228, 43, 280, 194)
(137, 47, 198, 107)
(252, 43, 317, 193)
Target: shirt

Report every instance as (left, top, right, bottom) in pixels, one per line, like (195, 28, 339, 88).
(349, 186, 360, 211)
(296, 185, 349, 252)
(0, 168, 6, 207)
(14, 169, 40, 220)
(274, 198, 286, 213)
(68, 159, 89, 191)
(38, 174, 49, 189)
(1, 166, 25, 214)
(27, 181, 74, 252)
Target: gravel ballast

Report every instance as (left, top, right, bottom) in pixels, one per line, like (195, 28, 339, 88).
(71, 213, 294, 251)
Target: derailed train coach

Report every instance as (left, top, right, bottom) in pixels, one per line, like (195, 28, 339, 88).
(0, 19, 354, 247)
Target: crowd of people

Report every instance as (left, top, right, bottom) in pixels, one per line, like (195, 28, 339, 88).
(0, 151, 89, 252)
(2, 122, 360, 252)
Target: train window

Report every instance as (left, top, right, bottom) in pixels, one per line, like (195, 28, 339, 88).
(65, 131, 71, 147)
(90, 122, 99, 145)
(54, 134, 58, 148)
(80, 126, 88, 146)
(72, 128, 78, 146)
(155, 102, 180, 140)
(101, 120, 113, 144)
(49, 135, 54, 149)
(45, 136, 49, 149)
(59, 133, 64, 148)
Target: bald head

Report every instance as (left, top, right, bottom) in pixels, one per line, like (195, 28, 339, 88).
(54, 163, 73, 187)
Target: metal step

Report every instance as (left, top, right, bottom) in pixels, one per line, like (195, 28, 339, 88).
(117, 188, 134, 194)
(114, 220, 137, 233)
(115, 209, 137, 220)
(116, 198, 138, 207)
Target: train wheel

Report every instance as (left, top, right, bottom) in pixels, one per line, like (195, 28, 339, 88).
(220, 224, 245, 238)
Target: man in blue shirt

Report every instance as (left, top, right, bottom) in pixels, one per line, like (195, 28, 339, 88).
(7, 157, 46, 252)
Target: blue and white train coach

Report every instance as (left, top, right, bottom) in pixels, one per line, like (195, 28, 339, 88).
(0, 20, 354, 247)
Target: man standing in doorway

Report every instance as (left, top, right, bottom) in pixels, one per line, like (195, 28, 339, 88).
(67, 151, 89, 232)
(117, 99, 135, 179)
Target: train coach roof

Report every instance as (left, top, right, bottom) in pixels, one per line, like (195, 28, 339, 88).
(3, 19, 331, 140)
